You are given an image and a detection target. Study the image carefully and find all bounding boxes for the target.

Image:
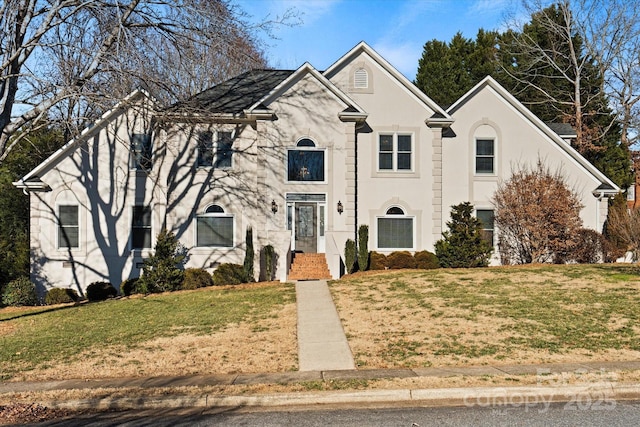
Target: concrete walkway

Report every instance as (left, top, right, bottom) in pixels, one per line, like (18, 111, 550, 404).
(295, 280, 356, 371)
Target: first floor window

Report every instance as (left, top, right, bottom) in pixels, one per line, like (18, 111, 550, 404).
(196, 204, 234, 247)
(378, 133, 412, 171)
(476, 209, 495, 245)
(132, 206, 152, 249)
(58, 205, 79, 248)
(475, 139, 494, 174)
(131, 133, 152, 170)
(377, 206, 413, 249)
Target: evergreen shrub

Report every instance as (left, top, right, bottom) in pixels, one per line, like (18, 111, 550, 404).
(386, 251, 417, 269)
(181, 268, 214, 290)
(45, 287, 79, 305)
(345, 239, 356, 273)
(414, 251, 440, 269)
(213, 263, 247, 286)
(120, 277, 142, 296)
(369, 252, 388, 270)
(3, 277, 39, 306)
(86, 281, 117, 301)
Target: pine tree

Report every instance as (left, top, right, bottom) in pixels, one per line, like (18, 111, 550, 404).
(139, 229, 185, 293)
(435, 202, 493, 268)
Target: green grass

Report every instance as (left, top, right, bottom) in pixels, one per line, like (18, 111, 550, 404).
(0, 284, 295, 379)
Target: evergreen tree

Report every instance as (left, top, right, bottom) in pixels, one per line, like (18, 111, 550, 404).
(435, 202, 493, 268)
(243, 227, 255, 282)
(139, 229, 185, 293)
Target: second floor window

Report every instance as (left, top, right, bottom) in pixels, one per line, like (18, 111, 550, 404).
(197, 131, 233, 168)
(131, 133, 152, 170)
(476, 139, 495, 174)
(378, 133, 412, 171)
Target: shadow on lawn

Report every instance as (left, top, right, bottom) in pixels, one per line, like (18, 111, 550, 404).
(0, 301, 85, 322)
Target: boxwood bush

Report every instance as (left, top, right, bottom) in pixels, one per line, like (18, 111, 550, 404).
(414, 250, 440, 269)
(86, 281, 118, 301)
(213, 263, 247, 286)
(45, 287, 80, 305)
(120, 277, 142, 296)
(181, 268, 214, 290)
(369, 252, 388, 270)
(386, 251, 417, 269)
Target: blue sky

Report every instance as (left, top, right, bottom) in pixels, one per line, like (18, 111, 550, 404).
(237, 0, 520, 80)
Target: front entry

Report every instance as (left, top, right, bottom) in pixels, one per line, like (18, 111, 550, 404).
(295, 203, 317, 253)
(287, 193, 326, 254)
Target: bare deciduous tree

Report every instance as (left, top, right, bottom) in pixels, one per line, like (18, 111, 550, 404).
(492, 160, 584, 264)
(604, 200, 640, 261)
(573, 0, 640, 149)
(0, 0, 295, 163)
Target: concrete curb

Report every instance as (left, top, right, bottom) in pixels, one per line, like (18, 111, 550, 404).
(42, 383, 640, 411)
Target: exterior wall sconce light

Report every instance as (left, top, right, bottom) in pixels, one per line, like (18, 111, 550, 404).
(271, 200, 278, 214)
(337, 200, 343, 214)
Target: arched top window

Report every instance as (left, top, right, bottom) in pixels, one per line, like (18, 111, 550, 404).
(297, 138, 316, 147)
(205, 204, 224, 214)
(386, 206, 405, 215)
(354, 68, 368, 89)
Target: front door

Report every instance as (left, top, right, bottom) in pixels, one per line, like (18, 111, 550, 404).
(295, 203, 317, 253)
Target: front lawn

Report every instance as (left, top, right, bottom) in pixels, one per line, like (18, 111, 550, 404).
(331, 264, 640, 369)
(0, 283, 297, 381)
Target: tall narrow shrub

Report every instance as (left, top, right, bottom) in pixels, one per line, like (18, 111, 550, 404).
(345, 239, 356, 274)
(243, 227, 255, 282)
(262, 244, 275, 281)
(357, 224, 369, 271)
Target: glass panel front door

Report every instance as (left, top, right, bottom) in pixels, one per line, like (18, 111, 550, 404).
(295, 202, 317, 253)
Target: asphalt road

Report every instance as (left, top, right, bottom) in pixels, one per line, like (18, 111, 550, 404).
(25, 400, 640, 426)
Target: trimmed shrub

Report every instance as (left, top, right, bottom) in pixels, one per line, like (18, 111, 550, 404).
(181, 268, 214, 290)
(213, 263, 247, 286)
(369, 252, 388, 270)
(357, 225, 369, 271)
(45, 287, 80, 305)
(345, 239, 356, 274)
(414, 251, 440, 269)
(120, 277, 142, 296)
(386, 251, 417, 269)
(261, 245, 276, 281)
(243, 227, 255, 282)
(2, 277, 39, 306)
(86, 281, 117, 301)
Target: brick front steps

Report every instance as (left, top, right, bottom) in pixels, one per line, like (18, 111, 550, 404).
(288, 253, 332, 281)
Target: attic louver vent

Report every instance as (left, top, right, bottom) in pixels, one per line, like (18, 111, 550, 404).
(354, 68, 368, 89)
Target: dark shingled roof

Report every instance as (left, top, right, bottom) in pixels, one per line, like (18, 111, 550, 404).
(167, 69, 294, 114)
(546, 122, 577, 137)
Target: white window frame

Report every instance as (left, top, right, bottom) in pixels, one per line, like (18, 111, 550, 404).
(196, 130, 234, 169)
(57, 204, 80, 249)
(377, 133, 414, 172)
(195, 205, 235, 248)
(286, 138, 327, 183)
(376, 206, 415, 250)
(475, 138, 495, 175)
(131, 205, 152, 250)
(476, 209, 495, 246)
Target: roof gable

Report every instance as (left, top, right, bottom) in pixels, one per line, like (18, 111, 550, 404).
(323, 41, 452, 124)
(447, 76, 619, 193)
(15, 89, 153, 187)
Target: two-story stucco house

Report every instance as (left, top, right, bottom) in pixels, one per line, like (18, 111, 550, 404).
(14, 42, 619, 293)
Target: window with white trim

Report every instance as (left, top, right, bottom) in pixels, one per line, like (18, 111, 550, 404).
(58, 205, 79, 248)
(378, 133, 412, 171)
(132, 206, 152, 249)
(377, 206, 414, 249)
(476, 209, 495, 246)
(196, 204, 234, 247)
(287, 138, 325, 181)
(354, 68, 368, 89)
(197, 131, 233, 168)
(475, 139, 494, 174)
(131, 133, 152, 170)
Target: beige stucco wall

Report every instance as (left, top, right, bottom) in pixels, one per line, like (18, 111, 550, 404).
(328, 51, 439, 254)
(443, 85, 608, 264)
